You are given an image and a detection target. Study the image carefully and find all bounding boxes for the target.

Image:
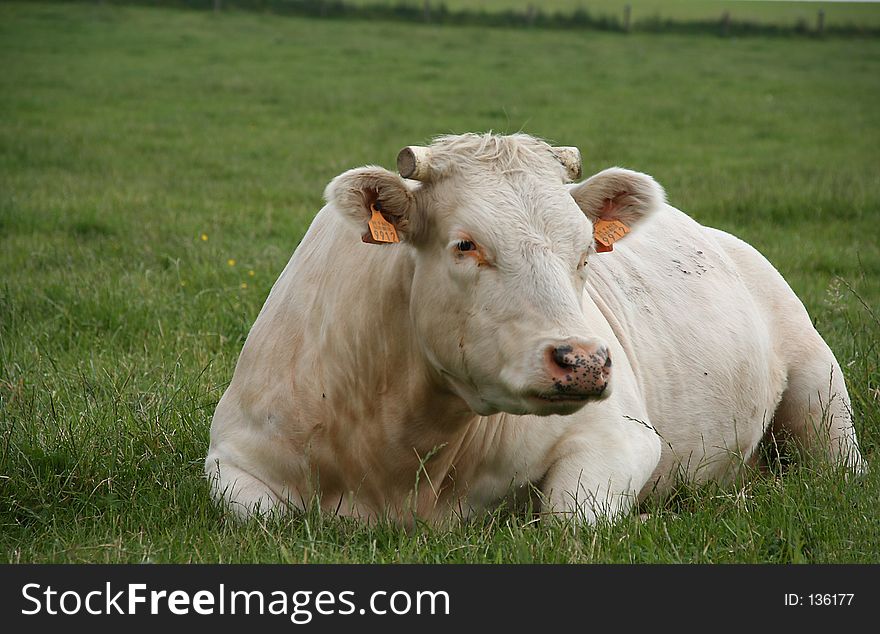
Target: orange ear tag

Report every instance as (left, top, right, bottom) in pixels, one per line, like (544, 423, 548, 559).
(594, 219, 630, 253)
(362, 203, 400, 245)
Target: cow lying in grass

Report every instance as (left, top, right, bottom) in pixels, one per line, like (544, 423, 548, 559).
(206, 133, 865, 524)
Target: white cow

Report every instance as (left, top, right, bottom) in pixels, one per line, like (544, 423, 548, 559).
(206, 133, 865, 524)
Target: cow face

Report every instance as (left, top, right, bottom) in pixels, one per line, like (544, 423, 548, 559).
(326, 134, 664, 416)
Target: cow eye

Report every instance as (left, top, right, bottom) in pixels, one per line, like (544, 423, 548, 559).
(456, 240, 476, 252)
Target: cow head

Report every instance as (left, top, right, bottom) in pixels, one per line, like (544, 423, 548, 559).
(325, 134, 664, 416)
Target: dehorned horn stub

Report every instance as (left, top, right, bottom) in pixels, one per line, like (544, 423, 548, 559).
(397, 146, 432, 181)
(551, 146, 582, 181)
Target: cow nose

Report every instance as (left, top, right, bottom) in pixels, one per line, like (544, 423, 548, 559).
(550, 343, 610, 372)
(546, 340, 611, 396)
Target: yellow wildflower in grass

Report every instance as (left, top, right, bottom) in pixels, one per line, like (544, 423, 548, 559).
(200, 233, 208, 241)
(248, 270, 255, 277)
(240, 282, 248, 289)
(228, 259, 236, 267)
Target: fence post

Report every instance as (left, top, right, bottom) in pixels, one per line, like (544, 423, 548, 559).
(721, 10, 730, 37)
(424, 0, 431, 23)
(817, 9, 825, 37)
(526, 4, 536, 27)
(213, 0, 221, 13)
(623, 4, 631, 33)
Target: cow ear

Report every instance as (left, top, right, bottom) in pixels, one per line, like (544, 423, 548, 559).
(569, 167, 665, 228)
(324, 167, 419, 243)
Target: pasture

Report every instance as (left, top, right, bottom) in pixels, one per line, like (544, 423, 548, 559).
(1, 2, 879, 562)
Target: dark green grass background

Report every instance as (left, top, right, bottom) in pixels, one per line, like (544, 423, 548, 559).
(1, 2, 878, 562)
(349, 0, 880, 27)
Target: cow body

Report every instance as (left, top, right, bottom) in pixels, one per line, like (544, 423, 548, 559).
(206, 134, 864, 524)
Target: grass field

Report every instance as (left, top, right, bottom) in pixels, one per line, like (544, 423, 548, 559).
(1, 2, 879, 563)
(348, 0, 880, 27)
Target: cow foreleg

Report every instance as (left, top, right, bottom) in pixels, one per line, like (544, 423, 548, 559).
(205, 456, 292, 520)
(540, 417, 661, 524)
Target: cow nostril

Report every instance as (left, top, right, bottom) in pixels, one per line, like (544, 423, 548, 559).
(604, 354, 612, 368)
(551, 345, 574, 369)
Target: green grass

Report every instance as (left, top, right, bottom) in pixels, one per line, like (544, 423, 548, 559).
(1, 2, 879, 563)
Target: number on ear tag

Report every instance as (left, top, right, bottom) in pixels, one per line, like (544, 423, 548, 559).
(594, 219, 630, 253)
(363, 203, 400, 244)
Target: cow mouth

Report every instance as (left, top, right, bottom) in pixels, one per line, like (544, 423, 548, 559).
(524, 388, 608, 411)
(529, 383, 608, 401)
(532, 393, 595, 403)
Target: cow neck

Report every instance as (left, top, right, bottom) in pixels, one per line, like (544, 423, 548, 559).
(582, 267, 647, 400)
